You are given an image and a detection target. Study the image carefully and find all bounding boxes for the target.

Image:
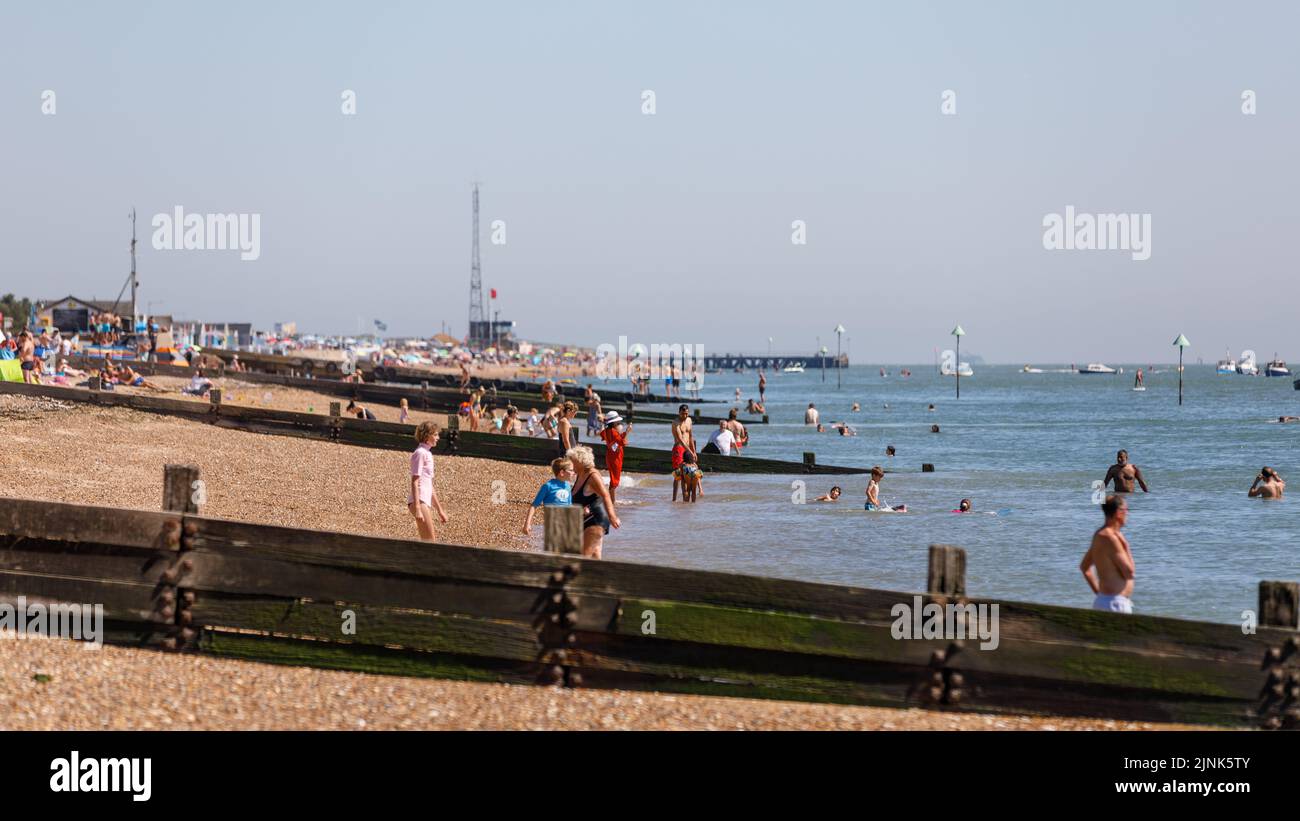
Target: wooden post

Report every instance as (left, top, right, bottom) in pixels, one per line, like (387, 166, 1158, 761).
(421, 380, 429, 411)
(163, 464, 201, 515)
(922, 463, 935, 473)
(446, 414, 459, 432)
(209, 389, 222, 407)
(762, 414, 769, 423)
(88, 376, 101, 391)
(803, 452, 815, 468)
(1259, 581, 1300, 629)
(927, 544, 966, 596)
(693, 408, 701, 420)
(544, 505, 583, 555)
(329, 401, 341, 417)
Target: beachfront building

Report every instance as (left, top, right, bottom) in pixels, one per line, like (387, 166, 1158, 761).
(36, 295, 133, 333)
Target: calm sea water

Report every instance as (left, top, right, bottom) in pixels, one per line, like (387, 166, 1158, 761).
(601, 364, 1300, 624)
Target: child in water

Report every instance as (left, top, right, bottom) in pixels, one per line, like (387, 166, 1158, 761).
(674, 451, 703, 503)
(865, 467, 906, 512)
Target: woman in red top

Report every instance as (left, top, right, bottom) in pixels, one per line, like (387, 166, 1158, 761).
(598, 410, 631, 504)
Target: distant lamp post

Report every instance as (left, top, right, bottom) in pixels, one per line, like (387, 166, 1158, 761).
(768, 336, 774, 368)
(951, 324, 966, 399)
(820, 346, 829, 382)
(834, 325, 846, 389)
(1173, 333, 1191, 405)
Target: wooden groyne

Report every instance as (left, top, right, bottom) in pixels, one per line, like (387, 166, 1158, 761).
(64, 354, 761, 426)
(0, 381, 863, 475)
(1, 465, 1295, 728)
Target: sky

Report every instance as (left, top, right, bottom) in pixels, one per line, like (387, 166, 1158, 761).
(1, 1, 1297, 363)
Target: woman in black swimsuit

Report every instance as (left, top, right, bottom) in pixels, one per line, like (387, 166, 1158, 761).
(567, 445, 620, 558)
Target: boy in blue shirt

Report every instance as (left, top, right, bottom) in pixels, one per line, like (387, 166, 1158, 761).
(522, 457, 575, 535)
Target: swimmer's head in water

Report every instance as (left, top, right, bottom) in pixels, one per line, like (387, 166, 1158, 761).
(1102, 494, 1127, 523)
(959, 499, 971, 512)
(886, 445, 896, 456)
(829, 486, 842, 498)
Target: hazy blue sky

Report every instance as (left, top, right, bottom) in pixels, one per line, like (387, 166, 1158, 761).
(3, 1, 1297, 362)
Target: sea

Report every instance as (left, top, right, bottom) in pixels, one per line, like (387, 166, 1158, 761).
(600, 363, 1300, 625)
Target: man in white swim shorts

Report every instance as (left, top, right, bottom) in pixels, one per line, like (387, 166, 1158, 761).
(1079, 495, 1135, 614)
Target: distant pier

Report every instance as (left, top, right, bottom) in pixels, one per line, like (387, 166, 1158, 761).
(703, 353, 849, 371)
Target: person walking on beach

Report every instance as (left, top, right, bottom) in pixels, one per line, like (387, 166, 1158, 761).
(1249, 467, 1286, 499)
(598, 410, 630, 505)
(408, 421, 449, 541)
(585, 385, 603, 438)
(557, 401, 579, 455)
(399, 398, 410, 424)
(1103, 449, 1149, 493)
(670, 404, 697, 499)
(1079, 495, 1135, 613)
(568, 445, 619, 558)
(522, 457, 575, 535)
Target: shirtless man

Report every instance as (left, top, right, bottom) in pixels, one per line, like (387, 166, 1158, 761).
(758, 370, 767, 403)
(804, 403, 819, 426)
(1248, 467, 1285, 499)
(1079, 495, 1135, 613)
(1103, 449, 1149, 493)
(670, 404, 697, 499)
(725, 408, 748, 452)
(17, 331, 38, 384)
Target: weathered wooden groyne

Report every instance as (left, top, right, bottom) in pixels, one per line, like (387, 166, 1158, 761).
(1, 465, 1295, 728)
(0, 381, 863, 475)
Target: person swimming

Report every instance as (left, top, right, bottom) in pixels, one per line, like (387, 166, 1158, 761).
(952, 498, 972, 513)
(815, 486, 842, 502)
(1249, 467, 1285, 499)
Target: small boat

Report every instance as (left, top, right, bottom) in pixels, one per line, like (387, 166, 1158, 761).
(782, 364, 804, 374)
(1217, 351, 1237, 374)
(1079, 363, 1117, 375)
(1266, 357, 1291, 377)
(1022, 365, 1044, 373)
(1237, 359, 1258, 376)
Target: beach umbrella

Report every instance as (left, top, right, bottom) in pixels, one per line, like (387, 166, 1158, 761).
(1173, 333, 1191, 405)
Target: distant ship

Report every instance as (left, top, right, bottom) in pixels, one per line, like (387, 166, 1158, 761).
(782, 364, 804, 374)
(1265, 357, 1291, 378)
(1238, 357, 1258, 376)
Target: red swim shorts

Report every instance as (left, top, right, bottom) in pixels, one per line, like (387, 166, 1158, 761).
(671, 444, 685, 469)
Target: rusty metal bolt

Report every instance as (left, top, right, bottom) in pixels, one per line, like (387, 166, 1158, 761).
(567, 672, 584, 688)
(158, 589, 175, 604)
(1268, 668, 1285, 684)
(946, 641, 965, 656)
(549, 613, 560, 624)
(553, 650, 568, 664)
(551, 592, 564, 606)
(180, 557, 193, 572)
(158, 605, 175, 620)
(927, 685, 944, 702)
(164, 520, 180, 534)
(161, 569, 179, 585)
(566, 633, 577, 644)
(166, 533, 181, 549)
(946, 688, 964, 705)
(183, 521, 198, 536)
(180, 627, 196, 642)
(162, 637, 178, 651)
(562, 612, 578, 627)
(564, 562, 581, 576)
(550, 571, 565, 584)
(178, 611, 193, 626)
(929, 649, 946, 667)
(930, 671, 944, 686)
(948, 672, 965, 689)
(1266, 647, 1282, 663)
(1262, 716, 1283, 730)
(182, 590, 196, 604)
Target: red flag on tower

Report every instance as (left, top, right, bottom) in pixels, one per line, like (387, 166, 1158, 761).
(490, 288, 497, 299)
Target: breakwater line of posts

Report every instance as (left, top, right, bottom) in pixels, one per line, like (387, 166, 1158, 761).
(0, 381, 864, 475)
(0, 465, 1295, 727)
(64, 354, 762, 427)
